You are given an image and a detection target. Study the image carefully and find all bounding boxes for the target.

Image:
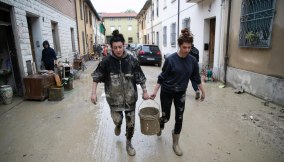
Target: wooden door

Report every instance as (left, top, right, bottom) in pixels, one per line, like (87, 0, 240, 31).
(209, 18, 216, 69)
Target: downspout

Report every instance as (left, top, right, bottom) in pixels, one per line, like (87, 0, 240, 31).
(177, 0, 180, 33)
(224, 0, 232, 85)
(84, 2, 87, 55)
(151, 3, 154, 44)
(75, 0, 81, 55)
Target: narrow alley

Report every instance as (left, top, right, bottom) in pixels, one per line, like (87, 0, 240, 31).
(0, 60, 283, 162)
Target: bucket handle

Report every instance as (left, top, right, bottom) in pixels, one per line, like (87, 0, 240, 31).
(138, 99, 161, 112)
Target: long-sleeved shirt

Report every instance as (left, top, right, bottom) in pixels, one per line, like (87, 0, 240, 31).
(158, 52, 201, 92)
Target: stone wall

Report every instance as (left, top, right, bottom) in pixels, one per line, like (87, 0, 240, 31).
(0, 0, 78, 75)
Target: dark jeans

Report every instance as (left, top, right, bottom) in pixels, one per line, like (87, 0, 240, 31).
(191, 80, 199, 92)
(160, 89, 186, 134)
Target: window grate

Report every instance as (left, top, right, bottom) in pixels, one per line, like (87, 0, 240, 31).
(238, 0, 276, 48)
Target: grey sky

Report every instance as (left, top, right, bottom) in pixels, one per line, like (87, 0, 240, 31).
(91, 0, 147, 13)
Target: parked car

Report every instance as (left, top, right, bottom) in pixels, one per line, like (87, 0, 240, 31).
(136, 44, 162, 67)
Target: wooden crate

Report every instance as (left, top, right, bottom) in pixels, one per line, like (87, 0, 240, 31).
(23, 74, 55, 101)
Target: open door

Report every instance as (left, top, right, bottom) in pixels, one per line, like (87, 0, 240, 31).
(0, 6, 23, 96)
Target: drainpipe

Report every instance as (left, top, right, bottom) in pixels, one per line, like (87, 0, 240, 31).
(151, 3, 154, 44)
(84, 2, 87, 56)
(177, 0, 180, 33)
(75, 1, 81, 55)
(224, 0, 232, 85)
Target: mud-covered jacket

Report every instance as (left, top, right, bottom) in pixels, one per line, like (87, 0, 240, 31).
(92, 52, 146, 111)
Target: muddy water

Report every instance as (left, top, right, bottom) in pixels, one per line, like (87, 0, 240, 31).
(0, 61, 283, 162)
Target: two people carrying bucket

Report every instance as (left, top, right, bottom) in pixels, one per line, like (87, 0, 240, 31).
(91, 28, 205, 156)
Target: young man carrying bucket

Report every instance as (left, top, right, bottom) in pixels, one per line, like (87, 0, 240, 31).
(91, 30, 149, 156)
(150, 28, 206, 156)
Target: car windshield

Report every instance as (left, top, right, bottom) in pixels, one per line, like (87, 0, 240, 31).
(142, 45, 159, 52)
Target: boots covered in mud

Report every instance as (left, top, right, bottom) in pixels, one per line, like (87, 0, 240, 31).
(126, 139, 136, 156)
(172, 130, 183, 156)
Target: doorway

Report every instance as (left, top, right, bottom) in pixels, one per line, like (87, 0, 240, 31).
(27, 14, 42, 71)
(51, 21, 61, 56)
(0, 6, 23, 96)
(209, 18, 216, 68)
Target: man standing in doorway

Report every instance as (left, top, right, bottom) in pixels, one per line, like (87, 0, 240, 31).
(41, 40, 57, 71)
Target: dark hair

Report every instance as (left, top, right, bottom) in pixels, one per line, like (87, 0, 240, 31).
(110, 30, 125, 47)
(177, 28, 193, 46)
(42, 40, 50, 47)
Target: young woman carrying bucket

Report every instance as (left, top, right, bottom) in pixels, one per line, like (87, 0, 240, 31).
(91, 30, 150, 156)
(150, 28, 206, 156)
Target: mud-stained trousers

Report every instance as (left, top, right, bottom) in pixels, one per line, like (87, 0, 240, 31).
(111, 110, 135, 140)
(160, 89, 186, 134)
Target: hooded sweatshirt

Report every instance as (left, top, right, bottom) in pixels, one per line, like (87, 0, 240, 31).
(41, 40, 57, 66)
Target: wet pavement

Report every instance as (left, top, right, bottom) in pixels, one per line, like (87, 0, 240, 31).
(0, 60, 283, 162)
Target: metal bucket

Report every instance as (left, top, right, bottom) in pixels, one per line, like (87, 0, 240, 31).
(0, 85, 13, 105)
(138, 100, 160, 135)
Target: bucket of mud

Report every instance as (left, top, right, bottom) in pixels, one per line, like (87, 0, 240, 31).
(0, 85, 13, 105)
(138, 100, 160, 135)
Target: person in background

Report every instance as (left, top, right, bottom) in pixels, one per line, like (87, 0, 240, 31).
(41, 40, 57, 71)
(189, 44, 201, 99)
(150, 28, 205, 156)
(103, 44, 108, 57)
(91, 30, 149, 156)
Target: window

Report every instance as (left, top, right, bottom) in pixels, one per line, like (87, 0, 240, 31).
(85, 6, 88, 23)
(89, 11, 92, 25)
(239, 0, 276, 48)
(170, 23, 176, 47)
(70, 28, 75, 52)
(182, 18, 190, 30)
(152, 3, 154, 20)
(128, 25, 132, 31)
(128, 37, 133, 43)
(163, 26, 167, 46)
(110, 18, 114, 21)
(128, 17, 133, 21)
(156, 0, 159, 17)
(82, 31, 85, 54)
(80, 0, 83, 20)
(110, 26, 115, 32)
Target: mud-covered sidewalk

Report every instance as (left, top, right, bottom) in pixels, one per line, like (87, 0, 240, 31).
(0, 60, 283, 162)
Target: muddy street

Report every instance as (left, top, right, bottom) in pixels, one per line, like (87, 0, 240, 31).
(0, 60, 283, 162)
